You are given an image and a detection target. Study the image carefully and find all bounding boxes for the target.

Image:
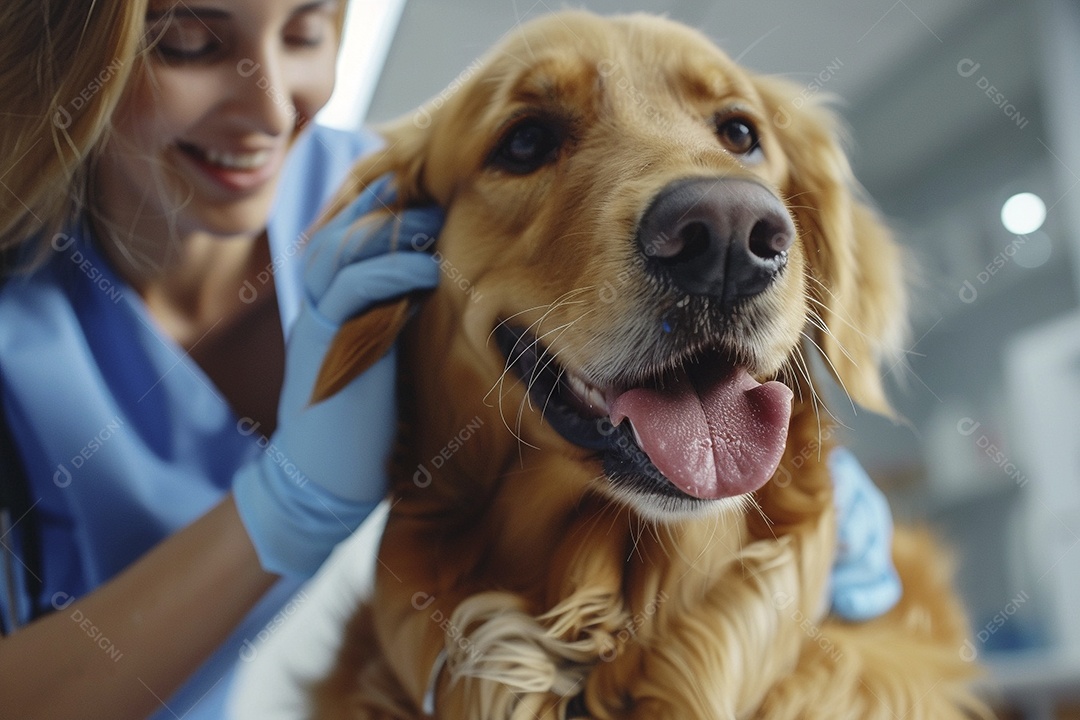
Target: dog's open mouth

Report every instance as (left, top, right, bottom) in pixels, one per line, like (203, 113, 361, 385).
(495, 324, 794, 502)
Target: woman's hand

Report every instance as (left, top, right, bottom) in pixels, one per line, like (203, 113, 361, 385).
(828, 447, 903, 621)
(234, 179, 442, 577)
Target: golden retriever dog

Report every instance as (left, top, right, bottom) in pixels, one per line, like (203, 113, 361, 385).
(310, 10, 986, 719)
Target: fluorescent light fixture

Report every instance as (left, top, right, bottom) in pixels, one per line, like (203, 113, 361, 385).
(1001, 192, 1047, 235)
(316, 0, 407, 131)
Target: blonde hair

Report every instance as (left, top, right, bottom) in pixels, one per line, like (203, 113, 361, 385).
(0, 0, 147, 260)
(0, 0, 351, 267)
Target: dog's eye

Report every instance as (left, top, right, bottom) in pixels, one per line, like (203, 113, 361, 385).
(716, 116, 763, 162)
(489, 118, 562, 174)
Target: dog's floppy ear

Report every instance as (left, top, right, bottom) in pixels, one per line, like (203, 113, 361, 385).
(310, 117, 435, 403)
(755, 76, 908, 416)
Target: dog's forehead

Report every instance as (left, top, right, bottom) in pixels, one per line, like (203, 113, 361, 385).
(476, 12, 757, 115)
(418, 12, 784, 201)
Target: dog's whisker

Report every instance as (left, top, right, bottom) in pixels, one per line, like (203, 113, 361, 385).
(598, 494, 625, 538)
(521, 331, 575, 435)
(781, 189, 816, 202)
(800, 312, 856, 438)
(520, 292, 592, 347)
(803, 279, 895, 373)
(789, 330, 835, 426)
(800, 329, 859, 418)
(786, 344, 831, 445)
(522, 317, 580, 376)
(510, 316, 593, 456)
(534, 321, 600, 426)
(802, 301, 862, 377)
(484, 307, 577, 407)
(628, 516, 646, 564)
(678, 518, 702, 574)
(778, 355, 807, 407)
(483, 306, 593, 443)
(539, 365, 567, 428)
(550, 229, 602, 245)
(648, 519, 667, 560)
(484, 288, 595, 349)
(744, 494, 773, 538)
(490, 332, 548, 455)
(804, 293, 873, 353)
(496, 372, 538, 455)
(542, 310, 598, 359)
(801, 274, 835, 300)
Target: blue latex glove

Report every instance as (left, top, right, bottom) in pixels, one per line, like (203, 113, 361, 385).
(828, 447, 903, 621)
(234, 180, 443, 577)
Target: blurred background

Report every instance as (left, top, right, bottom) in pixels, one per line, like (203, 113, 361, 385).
(316, 0, 1080, 716)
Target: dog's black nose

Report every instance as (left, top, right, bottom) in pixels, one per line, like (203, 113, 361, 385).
(637, 178, 794, 305)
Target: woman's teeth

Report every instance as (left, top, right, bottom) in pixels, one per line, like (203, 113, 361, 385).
(191, 145, 272, 170)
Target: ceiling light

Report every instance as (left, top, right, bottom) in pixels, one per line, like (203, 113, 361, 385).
(1001, 192, 1046, 235)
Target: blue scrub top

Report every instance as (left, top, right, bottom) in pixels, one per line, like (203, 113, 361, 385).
(0, 124, 377, 718)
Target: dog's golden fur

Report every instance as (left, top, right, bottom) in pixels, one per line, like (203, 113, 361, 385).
(311, 11, 985, 719)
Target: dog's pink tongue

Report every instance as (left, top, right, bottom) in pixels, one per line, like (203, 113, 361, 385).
(610, 365, 793, 499)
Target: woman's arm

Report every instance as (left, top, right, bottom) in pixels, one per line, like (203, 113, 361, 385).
(0, 494, 276, 720)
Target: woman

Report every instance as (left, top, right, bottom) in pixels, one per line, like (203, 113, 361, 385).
(0, 1, 439, 717)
